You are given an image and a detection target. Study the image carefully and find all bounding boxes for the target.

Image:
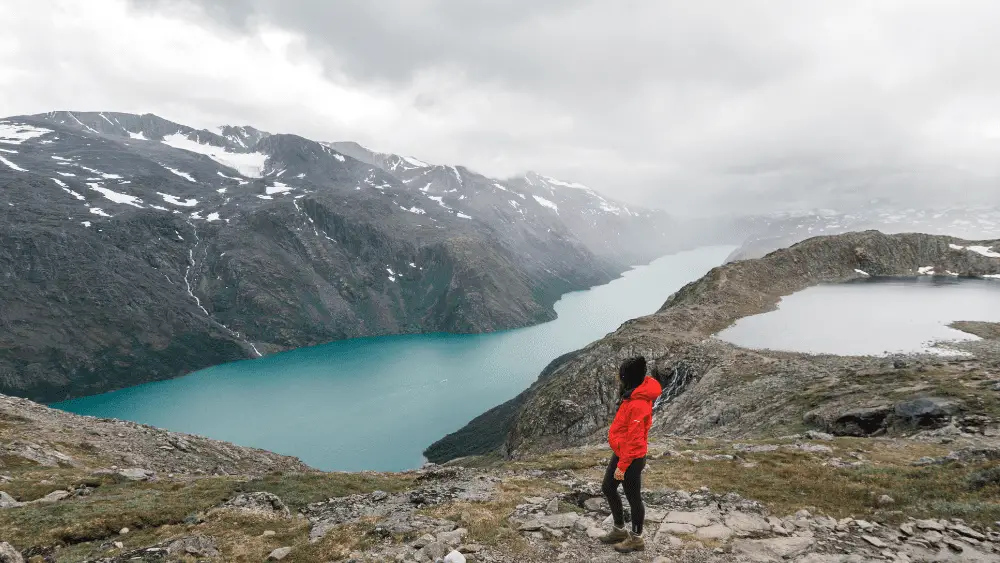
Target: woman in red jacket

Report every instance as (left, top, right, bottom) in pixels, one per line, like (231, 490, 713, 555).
(599, 356, 662, 553)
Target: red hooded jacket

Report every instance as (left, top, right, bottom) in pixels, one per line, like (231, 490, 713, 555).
(608, 376, 662, 472)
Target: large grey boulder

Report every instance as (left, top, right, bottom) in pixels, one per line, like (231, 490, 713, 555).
(893, 397, 961, 428)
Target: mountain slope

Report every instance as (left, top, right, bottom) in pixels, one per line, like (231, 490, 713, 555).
(0, 111, 670, 402)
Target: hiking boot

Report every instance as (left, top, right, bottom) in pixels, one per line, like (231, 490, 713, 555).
(613, 531, 645, 553)
(598, 526, 628, 544)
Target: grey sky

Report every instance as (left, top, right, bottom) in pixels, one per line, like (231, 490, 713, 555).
(3, 0, 1000, 213)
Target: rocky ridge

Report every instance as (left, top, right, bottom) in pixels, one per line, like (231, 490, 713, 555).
(430, 231, 1000, 460)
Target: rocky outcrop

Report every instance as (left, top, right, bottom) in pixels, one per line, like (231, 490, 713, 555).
(437, 231, 1000, 459)
(0, 393, 306, 476)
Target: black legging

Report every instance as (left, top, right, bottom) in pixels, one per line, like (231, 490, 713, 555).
(602, 454, 646, 534)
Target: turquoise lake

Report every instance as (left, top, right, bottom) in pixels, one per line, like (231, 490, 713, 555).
(53, 246, 734, 471)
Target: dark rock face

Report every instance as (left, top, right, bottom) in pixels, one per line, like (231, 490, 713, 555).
(893, 397, 962, 429)
(0, 111, 677, 402)
(434, 231, 1000, 461)
(805, 405, 892, 437)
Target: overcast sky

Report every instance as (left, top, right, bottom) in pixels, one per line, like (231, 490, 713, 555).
(2, 0, 1000, 213)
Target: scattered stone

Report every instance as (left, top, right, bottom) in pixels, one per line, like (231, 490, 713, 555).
(444, 550, 467, 563)
(665, 510, 714, 528)
(0, 492, 23, 509)
(34, 490, 70, 504)
(458, 544, 482, 553)
(899, 523, 914, 536)
(949, 523, 986, 541)
(586, 527, 605, 539)
(437, 528, 467, 546)
(732, 536, 816, 561)
(518, 520, 542, 532)
(583, 497, 606, 512)
(413, 533, 436, 548)
(863, 535, 888, 548)
(112, 542, 123, 549)
(539, 513, 578, 529)
(262, 530, 276, 537)
(0, 542, 23, 563)
(877, 494, 895, 506)
(659, 522, 697, 535)
(696, 524, 734, 541)
(420, 542, 448, 560)
(266, 546, 292, 561)
(916, 519, 946, 531)
(725, 512, 771, 536)
(119, 527, 129, 535)
(118, 468, 153, 481)
(805, 430, 835, 441)
(221, 492, 290, 519)
(545, 498, 560, 514)
(166, 536, 219, 558)
(943, 538, 965, 553)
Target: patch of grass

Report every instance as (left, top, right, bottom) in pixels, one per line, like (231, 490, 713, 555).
(628, 449, 1000, 527)
(0, 477, 239, 549)
(236, 471, 416, 511)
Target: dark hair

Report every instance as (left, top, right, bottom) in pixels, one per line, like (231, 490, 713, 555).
(619, 356, 647, 391)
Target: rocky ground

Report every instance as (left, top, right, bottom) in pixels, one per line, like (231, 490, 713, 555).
(2, 404, 999, 563)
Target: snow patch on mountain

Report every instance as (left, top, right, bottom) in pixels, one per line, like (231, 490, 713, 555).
(403, 156, 428, 167)
(89, 207, 111, 217)
(401, 206, 426, 215)
(0, 122, 52, 145)
(266, 181, 292, 195)
(158, 192, 199, 207)
(127, 130, 147, 140)
(159, 163, 196, 182)
(533, 195, 559, 213)
(540, 174, 588, 190)
(0, 155, 28, 172)
(161, 132, 267, 177)
(87, 183, 144, 208)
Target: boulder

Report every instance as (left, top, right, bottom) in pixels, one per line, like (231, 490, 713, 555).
(166, 535, 219, 558)
(34, 490, 70, 504)
(806, 405, 891, 436)
(420, 541, 448, 560)
(436, 528, 467, 546)
(444, 551, 467, 563)
(118, 468, 153, 481)
(0, 542, 23, 563)
(0, 492, 23, 509)
(266, 547, 292, 561)
(725, 512, 772, 536)
(221, 492, 291, 518)
(893, 398, 961, 428)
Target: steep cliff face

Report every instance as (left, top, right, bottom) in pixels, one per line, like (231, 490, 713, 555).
(430, 231, 1000, 460)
